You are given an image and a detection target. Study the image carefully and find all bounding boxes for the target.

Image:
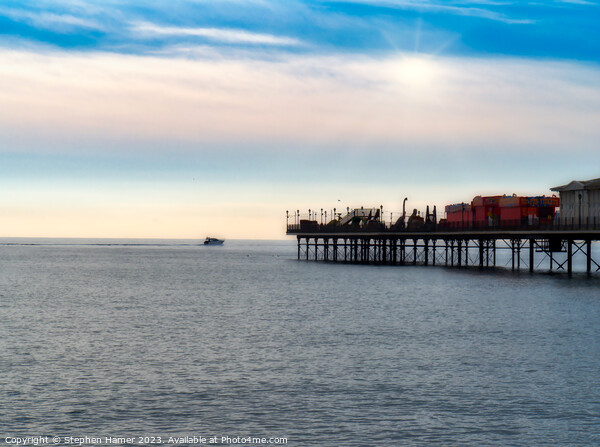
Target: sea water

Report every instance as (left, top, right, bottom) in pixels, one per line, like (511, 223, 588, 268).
(1, 239, 599, 446)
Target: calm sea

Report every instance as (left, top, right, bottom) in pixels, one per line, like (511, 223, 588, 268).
(1, 239, 599, 446)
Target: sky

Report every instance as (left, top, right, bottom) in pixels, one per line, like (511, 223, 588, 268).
(1, 0, 599, 239)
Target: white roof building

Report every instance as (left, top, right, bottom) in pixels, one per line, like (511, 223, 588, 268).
(551, 178, 600, 225)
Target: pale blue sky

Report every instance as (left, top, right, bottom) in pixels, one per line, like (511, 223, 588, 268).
(1, 0, 599, 238)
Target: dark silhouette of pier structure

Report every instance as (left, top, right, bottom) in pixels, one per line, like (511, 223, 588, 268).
(286, 209, 600, 275)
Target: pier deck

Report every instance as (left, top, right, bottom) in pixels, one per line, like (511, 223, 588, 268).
(287, 225, 600, 274)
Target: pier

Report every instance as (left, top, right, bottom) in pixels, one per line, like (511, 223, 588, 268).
(286, 220, 600, 275)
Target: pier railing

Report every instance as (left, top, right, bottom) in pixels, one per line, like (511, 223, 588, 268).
(287, 217, 600, 234)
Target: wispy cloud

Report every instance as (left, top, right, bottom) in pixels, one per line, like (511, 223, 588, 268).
(556, 0, 596, 5)
(0, 1, 598, 61)
(1, 48, 598, 156)
(131, 22, 301, 46)
(0, 7, 104, 32)
(325, 0, 535, 24)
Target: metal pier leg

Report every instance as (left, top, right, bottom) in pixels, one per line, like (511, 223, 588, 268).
(315, 237, 319, 261)
(432, 240, 436, 266)
(465, 240, 468, 267)
(424, 239, 429, 266)
(479, 239, 484, 268)
(372, 239, 376, 263)
(333, 238, 337, 262)
(372, 239, 375, 263)
(493, 240, 496, 267)
(445, 240, 448, 266)
(568, 239, 573, 276)
(345, 238, 348, 262)
(297, 236, 301, 260)
(458, 240, 462, 267)
(359, 239, 363, 263)
(306, 237, 310, 261)
(413, 239, 417, 265)
(450, 240, 454, 266)
(511, 240, 515, 271)
(360, 239, 364, 263)
(517, 240, 521, 270)
(348, 239, 352, 262)
(529, 239, 534, 273)
(401, 239, 406, 265)
(587, 240, 592, 273)
(374, 238, 377, 263)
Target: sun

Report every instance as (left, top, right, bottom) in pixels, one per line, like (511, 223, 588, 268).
(393, 55, 439, 87)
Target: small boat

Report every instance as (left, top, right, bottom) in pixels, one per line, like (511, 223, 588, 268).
(203, 237, 224, 246)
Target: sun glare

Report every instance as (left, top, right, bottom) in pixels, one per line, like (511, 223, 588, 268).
(392, 55, 439, 87)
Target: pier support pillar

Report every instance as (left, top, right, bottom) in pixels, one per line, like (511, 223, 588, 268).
(479, 239, 484, 268)
(333, 238, 337, 262)
(401, 239, 406, 265)
(567, 239, 573, 276)
(529, 239, 534, 273)
(343, 238, 348, 262)
(413, 239, 417, 265)
(511, 240, 515, 271)
(306, 237, 310, 261)
(587, 240, 592, 273)
(445, 240, 448, 266)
